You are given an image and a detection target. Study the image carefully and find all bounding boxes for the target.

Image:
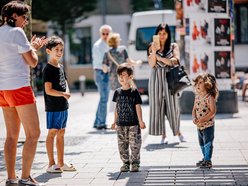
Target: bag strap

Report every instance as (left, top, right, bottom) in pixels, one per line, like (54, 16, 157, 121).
(107, 52, 119, 67)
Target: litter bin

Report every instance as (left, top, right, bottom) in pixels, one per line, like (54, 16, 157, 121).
(79, 75, 86, 96)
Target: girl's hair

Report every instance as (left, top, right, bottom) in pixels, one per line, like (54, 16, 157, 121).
(1, 1, 29, 27)
(46, 36, 64, 50)
(107, 33, 120, 48)
(193, 73, 219, 99)
(155, 23, 171, 56)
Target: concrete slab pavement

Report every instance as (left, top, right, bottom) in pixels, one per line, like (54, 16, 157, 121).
(0, 91, 248, 185)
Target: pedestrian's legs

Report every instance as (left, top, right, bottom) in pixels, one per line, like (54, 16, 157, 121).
(94, 70, 109, 127)
(46, 129, 57, 167)
(57, 129, 65, 167)
(129, 126, 141, 165)
(202, 126, 214, 161)
(2, 107, 21, 180)
(197, 129, 205, 159)
(117, 126, 129, 164)
(16, 103, 40, 179)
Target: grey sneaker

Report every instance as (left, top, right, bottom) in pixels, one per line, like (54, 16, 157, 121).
(5, 177, 18, 186)
(120, 163, 130, 172)
(131, 163, 140, 172)
(18, 176, 45, 186)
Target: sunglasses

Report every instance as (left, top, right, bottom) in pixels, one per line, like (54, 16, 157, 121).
(102, 33, 109, 36)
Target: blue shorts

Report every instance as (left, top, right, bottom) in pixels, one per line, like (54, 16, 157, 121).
(46, 110, 68, 129)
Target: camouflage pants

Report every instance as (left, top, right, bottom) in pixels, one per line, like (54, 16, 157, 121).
(116, 125, 142, 165)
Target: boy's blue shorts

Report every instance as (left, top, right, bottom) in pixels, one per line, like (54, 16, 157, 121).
(46, 110, 68, 129)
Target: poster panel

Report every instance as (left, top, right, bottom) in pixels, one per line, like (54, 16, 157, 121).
(214, 51, 231, 79)
(190, 46, 213, 78)
(214, 18, 231, 46)
(184, 0, 207, 18)
(208, 0, 227, 13)
(190, 16, 212, 46)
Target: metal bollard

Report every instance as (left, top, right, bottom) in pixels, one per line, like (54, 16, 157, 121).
(79, 75, 86, 96)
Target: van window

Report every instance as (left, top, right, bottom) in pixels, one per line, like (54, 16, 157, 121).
(136, 26, 176, 50)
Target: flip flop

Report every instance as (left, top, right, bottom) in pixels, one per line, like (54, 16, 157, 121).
(62, 163, 76, 171)
(46, 164, 63, 173)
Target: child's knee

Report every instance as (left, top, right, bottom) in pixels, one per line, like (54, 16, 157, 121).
(57, 129, 65, 137)
(48, 129, 58, 138)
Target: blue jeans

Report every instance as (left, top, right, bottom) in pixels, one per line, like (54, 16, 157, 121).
(197, 125, 214, 161)
(94, 70, 109, 127)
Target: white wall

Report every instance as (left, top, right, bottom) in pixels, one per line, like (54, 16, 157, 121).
(234, 44, 248, 70)
(74, 14, 131, 46)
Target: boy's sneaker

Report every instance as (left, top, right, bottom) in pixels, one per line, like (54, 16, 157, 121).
(200, 160, 212, 168)
(131, 163, 140, 172)
(5, 177, 18, 186)
(18, 176, 45, 186)
(120, 163, 130, 172)
(196, 159, 205, 167)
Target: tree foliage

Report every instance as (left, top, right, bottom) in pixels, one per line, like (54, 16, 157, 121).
(32, 0, 97, 34)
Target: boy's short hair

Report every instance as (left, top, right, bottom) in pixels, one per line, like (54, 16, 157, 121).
(117, 63, 133, 76)
(46, 36, 64, 50)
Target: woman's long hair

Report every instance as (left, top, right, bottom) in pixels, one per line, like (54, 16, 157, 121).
(155, 23, 171, 56)
(0, 1, 29, 27)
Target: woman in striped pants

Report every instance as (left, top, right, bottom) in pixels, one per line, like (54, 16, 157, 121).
(147, 23, 185, 144)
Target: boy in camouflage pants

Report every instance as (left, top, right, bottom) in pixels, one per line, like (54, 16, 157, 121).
(111, 63, 146, 172)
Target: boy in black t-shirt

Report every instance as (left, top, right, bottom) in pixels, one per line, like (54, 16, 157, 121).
(111, 63, 146, 172)
(43, 36, 76, 173)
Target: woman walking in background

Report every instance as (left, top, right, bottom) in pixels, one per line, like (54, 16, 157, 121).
(147, 23, 185, 144)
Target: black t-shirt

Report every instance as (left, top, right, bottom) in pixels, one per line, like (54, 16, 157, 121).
(112, 88, 142, 126)
(43, 63, 68, 112)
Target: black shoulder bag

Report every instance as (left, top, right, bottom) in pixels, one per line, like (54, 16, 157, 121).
(166, 65, 191, 95)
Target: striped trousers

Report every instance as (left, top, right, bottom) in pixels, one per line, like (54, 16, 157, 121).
(148, 67, 181, 136)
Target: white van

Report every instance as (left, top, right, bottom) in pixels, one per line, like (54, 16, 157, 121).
(128, 10, 176, 95)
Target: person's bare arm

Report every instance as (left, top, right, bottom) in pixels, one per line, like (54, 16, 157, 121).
(45, 82, 71, 100)
(22, 35, 48, 68)
(135, 104, 146, 129)
(111, 109, 118, 130)
(147, 44, 158, 68)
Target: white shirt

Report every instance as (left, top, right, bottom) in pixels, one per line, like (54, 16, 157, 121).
(0, 25, 32, 90)
(92, 38, 108, 70)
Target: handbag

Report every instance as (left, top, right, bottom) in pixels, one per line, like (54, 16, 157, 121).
(166, 65, 191, 95)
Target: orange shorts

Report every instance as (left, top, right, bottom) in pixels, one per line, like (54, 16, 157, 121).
(0, 86, 36, 107)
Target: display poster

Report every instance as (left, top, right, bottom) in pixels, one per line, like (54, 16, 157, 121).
(190, 17, 212, 46)
(208, 0, 227, 13)
(184, 0, 207, 17)
(214, 18, 231, 46)
(214, 51, 231, 79)
(190, 47, 213, 78)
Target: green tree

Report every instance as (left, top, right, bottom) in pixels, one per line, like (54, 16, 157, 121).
(32, 0, 97, 35)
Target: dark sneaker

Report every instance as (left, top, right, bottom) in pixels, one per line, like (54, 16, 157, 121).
(131, 163, 140, 172)
(196, 159, 204, 167)
(200, 160, 212, 168)
(5, 177, 18, 186)
(120, 163, 130, 172)
(18, 176, 45, 186)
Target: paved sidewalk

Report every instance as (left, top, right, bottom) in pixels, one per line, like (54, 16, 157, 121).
(0, 91, 248, 185)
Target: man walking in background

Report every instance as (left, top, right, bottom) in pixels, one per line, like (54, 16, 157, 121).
(92, 24, 112, 130)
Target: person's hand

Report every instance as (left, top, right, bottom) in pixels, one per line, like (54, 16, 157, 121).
(111, 123, 116, 130)
(193, 118, 199, 125)
(31, 35, 48, 50)
(63, 92, 71, 100)
(139, 121, 146, 129)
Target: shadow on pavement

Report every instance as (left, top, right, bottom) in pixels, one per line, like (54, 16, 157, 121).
(34, 172, 62, 183)
(143, 142, 188, 151)
(87, 129, 116, 135)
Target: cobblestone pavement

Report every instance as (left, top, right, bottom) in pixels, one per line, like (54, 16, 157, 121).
(0, 91, 248, 186)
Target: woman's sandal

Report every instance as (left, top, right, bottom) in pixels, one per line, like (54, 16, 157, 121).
(61, 163, 77, 171)
(46, 164, 63, 173)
